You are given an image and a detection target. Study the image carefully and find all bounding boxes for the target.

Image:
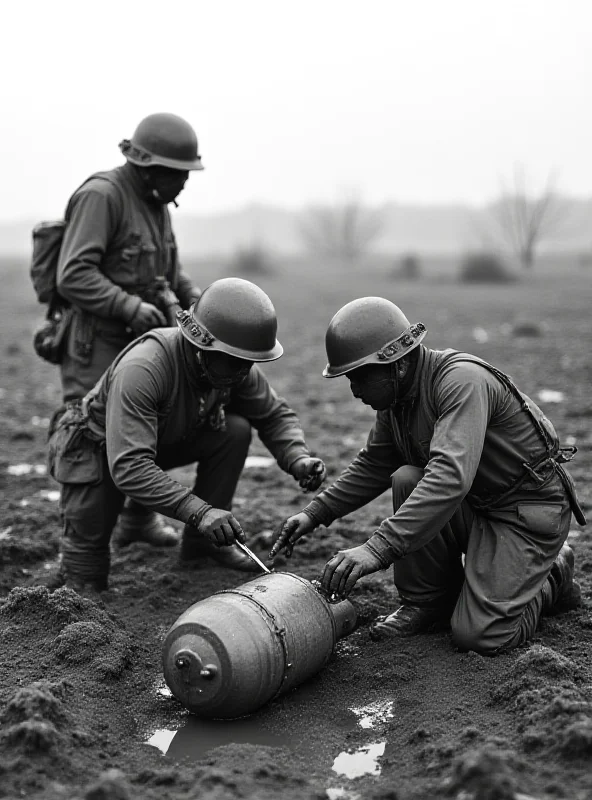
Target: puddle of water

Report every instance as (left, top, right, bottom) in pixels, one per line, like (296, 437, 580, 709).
(146, 715, 294, 761)
(19, 499, 30, 507)
(244, 455, 275, 469)
(332, 742, 386, 779)
(0, 526, 13, 540)
(7, 464, 47, 476)
(350, 700, 394, 730)
(147, 728, 177, 754)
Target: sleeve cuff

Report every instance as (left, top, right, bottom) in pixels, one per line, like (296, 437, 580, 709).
(285, 449, 310, 474)
(302, 497, 337, 528)
(118, 294, 142, 323)
(367, 531, 400, 563)
(175, 494, 210, 524)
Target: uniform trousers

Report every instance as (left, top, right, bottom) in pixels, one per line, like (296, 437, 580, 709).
(59, 414, 252, 583)
(391, 466, 571, 654)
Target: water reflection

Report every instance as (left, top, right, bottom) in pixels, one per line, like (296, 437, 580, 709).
(147, 715, 295, 760)
(332, 742, 386, 779)
(350, 700, 394, 730)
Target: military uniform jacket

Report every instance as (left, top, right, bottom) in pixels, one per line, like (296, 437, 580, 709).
(81, 329, 310, 522)
(56, 163, 196, 330)
(306, 345, 581, 562)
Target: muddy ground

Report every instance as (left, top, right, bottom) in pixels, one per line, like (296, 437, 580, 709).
(1, 257, 591, 800)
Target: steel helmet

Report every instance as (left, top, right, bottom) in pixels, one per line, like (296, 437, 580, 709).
(176, 278, 283, 362)
(323, 297, 427, 378)
(119, 113, 204, 171)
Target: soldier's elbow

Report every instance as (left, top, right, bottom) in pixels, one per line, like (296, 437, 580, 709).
(56, 268, 76, 301)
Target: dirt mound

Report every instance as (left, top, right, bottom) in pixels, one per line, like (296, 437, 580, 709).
(84, 769, 132, 800)
(491, 644, 592, 757)
(0, 679, 94, 797)
(1, 586, 135, 680)
(442, 746, 521, 799)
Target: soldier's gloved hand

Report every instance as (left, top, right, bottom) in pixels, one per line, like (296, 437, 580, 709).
(269, 512, 317, 559)
(321, 543, 386, 599)
(194, 508, 247, 548)
(129, 302, 167, 334)
(290, 457, 327, 492)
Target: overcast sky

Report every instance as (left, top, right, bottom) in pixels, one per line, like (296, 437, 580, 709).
(1, 0, 590, 219)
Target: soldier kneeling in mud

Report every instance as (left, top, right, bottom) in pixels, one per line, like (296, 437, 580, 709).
(271, 297, 586, 656)
(46, 278, 326, 594)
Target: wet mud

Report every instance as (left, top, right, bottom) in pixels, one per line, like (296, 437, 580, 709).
(1, 259, 592, 799)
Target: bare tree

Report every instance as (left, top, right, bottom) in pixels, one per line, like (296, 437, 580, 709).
(299, 192, 384, 264)
(490, 166, 566, 270)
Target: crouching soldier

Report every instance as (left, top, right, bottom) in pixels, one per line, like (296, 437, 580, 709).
(47, 278, 326, 594)
(271, 297, 586, 655)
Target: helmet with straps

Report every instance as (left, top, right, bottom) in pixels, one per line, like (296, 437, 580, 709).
(323, 297, 427, 378)
(176, 278, 283, 362)
(119, 113, 203, 171)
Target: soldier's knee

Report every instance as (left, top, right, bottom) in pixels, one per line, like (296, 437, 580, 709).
(391, 466, 423, 501)
(224, 414, 252, 447)
(450, 621, 502, 656)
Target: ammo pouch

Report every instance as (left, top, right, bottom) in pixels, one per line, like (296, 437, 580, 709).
(33, 306, 73, 365)
(48, 403, 104, 485)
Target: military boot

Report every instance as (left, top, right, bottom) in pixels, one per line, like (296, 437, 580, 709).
(41, 560, 108, 601)
(179, 527, 261, 572)
(41, 562, 67, 590)
(369, 603, 453, 641)
(113, 507, 179, 548)
(542, 544, 582, 615)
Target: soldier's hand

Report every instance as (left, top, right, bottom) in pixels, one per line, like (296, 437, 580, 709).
(195, 508, 247, 547)
(321, 544, 385, 599)
(269, 512, 317, 559)
(130, 302, 167, 334)
(290, 457, 327, 492)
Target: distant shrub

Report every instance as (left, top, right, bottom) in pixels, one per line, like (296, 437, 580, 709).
(394, 253, 422, 281)
(459, 252, 515, 284)
(229, 243, 274, 276)
(511, 320, 543, 337)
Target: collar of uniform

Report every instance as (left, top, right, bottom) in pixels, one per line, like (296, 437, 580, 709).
(178, 331, 213, 394)
(394, 344, 426, 407)
(120, 161, 160, 206)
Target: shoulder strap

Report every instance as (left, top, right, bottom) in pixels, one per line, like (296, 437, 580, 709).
(432, 351, 557, 457)
(82, 330, 176, 413)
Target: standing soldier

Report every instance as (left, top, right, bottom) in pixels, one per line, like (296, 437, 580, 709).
(47, 278, 326, 595)
(271, 297, 586, 655)
(55, 112, 204, 547)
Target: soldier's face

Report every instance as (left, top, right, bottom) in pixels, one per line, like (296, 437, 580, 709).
(348, 364, 396, 410)
(348, 358, 411, 410)
(197, 350, 253, 389)
(147, 166, 190, 204)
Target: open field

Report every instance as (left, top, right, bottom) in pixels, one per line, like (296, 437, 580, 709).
(1, 256, 592, 800)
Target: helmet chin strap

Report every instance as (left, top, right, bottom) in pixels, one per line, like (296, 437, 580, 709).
(390, 353, 418, 404)
(151, 187, 179, 208)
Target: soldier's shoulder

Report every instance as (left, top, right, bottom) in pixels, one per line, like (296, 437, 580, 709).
(71, 168, 124, 203)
